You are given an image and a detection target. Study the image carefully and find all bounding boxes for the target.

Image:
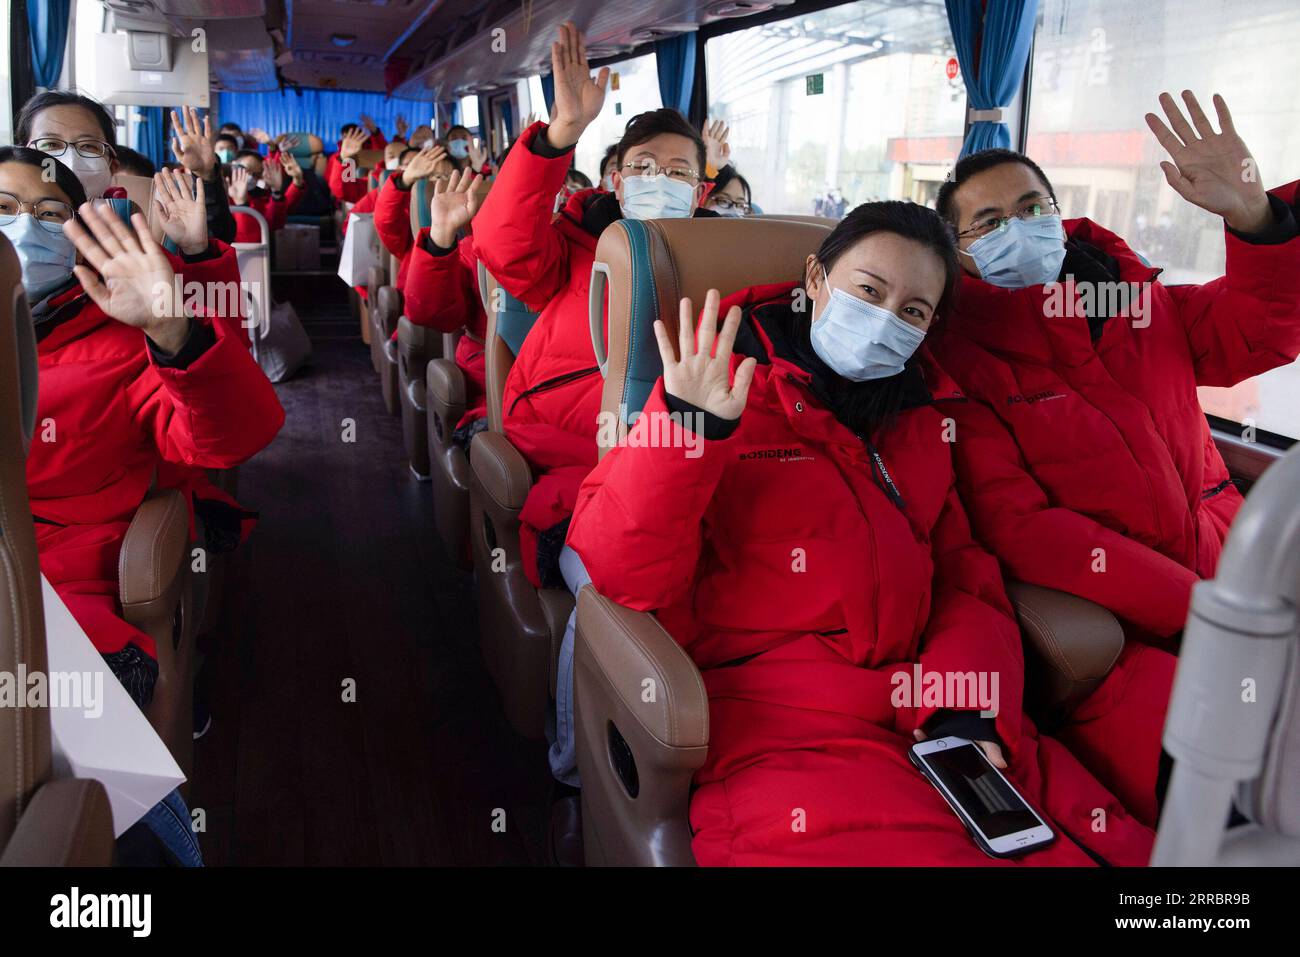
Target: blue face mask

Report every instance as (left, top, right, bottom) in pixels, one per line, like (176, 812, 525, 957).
(810, 274, 926, 382)
(963, 213, 1066, 289)
(447, 139, 471, 160)
(620, 173, 695, 221)
(216, 148, 236, 164)
(0, 213, 76, 302)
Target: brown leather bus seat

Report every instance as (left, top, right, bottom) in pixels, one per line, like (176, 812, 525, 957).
(0, 234, 115, 866)
(466, 264, 558, 738)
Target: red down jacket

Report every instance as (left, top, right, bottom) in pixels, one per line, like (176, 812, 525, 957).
(568, 283, 1166, 866)
(402, 229, 488, 429)
(931, 182, 1300, 641)
(471, 121, 608, 586)
(29, 244, 285, 659)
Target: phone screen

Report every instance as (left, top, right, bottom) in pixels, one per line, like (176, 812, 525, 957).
(922, 743, 1042, 839)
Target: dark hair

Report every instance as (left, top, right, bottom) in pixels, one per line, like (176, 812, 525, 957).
(446, 125, 471, 140)
(219, 121, 243, 132)
(565, 169, 592, 189)
(16, 90, 117, 147)
(616, 108, 706, 176)
(711, 165, 751, 204)
(398, 147, 419, 164)
(113, 146, 155, 178)
(215, 133, 240, 147)
(0, 145, 89, 210)
(935, 148, 1055, 226)
(808, 201, 960, 436)
(235, 149, 265, 164)
(600, 142, 619, 178)
(340, 123, 361, 137)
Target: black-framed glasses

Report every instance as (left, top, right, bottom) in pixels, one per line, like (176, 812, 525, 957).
(621, 158, 700, 185)
(957, 196, 1059, 240)
(711, 196, 752, 215)
(27, 137, 116, 161)
(0, 192, 74, 233)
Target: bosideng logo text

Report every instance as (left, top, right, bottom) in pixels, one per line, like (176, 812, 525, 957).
(738, 448, 805, 462)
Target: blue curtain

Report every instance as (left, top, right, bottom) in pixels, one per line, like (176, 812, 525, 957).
(27, 0, 72, 88)
(218, 89, 433, 151)
(540, 74, 555, 115)
(654, 34, 696, 115)
(945, 0, 1039, 156)
(132, 107, 168, 170)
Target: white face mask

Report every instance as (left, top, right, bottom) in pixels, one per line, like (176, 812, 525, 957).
(58, 150, 114, 199)
(620, 173, 695, 221)
(385, 157, 401, 170)
(600, 173, 615, 192)
(810, 269, 926, 382)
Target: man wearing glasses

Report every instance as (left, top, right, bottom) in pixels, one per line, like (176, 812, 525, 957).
(929, 91, 1300, 825)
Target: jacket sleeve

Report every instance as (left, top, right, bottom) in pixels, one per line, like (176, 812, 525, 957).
(373, 176, 414, 259)
(127, 320, 284, 469)
(916, 481, 1025, 754)
(1168, 181, 1300, 387)
(568, 382, 731, 613)
(326, 153, 368, 205)
(949, 397, 1198, 637)
(403, 231, 482, 333)
(471, 121, 577, 306)
(202, 167, 236, 244)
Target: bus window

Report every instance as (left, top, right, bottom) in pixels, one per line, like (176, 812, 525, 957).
(572, 51, 660, 185)
(525, 75, 550, 125)
(705, 0, 963, 218)
(0, 0, 10, 145)
(1026, 0, 1300, 441)
(459, 93, 480, 132)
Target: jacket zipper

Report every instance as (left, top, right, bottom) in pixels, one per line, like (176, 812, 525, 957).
(507, 365, 599, 416)
(1201, 478, 1233, 500)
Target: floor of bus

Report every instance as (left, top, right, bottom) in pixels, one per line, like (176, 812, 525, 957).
(189, 275, 551, 865)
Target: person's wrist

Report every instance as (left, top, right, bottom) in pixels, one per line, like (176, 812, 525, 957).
(431, 226, 457, 249)
(546, 119, 583, 151)
(180, 237, 208, 255)
(144, 313, 189, 354)
(1225, 193, 1272, 233)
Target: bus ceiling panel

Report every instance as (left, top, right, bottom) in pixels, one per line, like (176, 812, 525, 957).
(210, 47, 281, 92)
(151, 0, 267, 16)
(390, 0, 797, 100)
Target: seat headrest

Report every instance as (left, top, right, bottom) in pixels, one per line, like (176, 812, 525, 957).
(283, 132, 318, 160)
(591, 217, 832, 456)
(479, 262, 542, 433)
(410, 177, 431, 237)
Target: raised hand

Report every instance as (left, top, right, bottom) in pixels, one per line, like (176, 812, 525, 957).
(360, 113, 378, 134)
(228, 164, 251, 206)
(249, 127, 272, 146)
(468, 136, 489, 172)
(429, 169, 485, 248)
(280, 151, 304, 186)
(276, 134, 301, 153)
(339, 127, 369, 161)
(263, 157, 286, 193)
(395, 114, 409, 140)
(402, 145, 449, 187)
(1145, 91, 1271, 233)
(547, 21, 610, 150)
(170, 106, 217, 178)
(64, 203, 187, 352)
(153, 168, 208, 255)
(654, 289, 756, 422)
(703, 119, 732, 172)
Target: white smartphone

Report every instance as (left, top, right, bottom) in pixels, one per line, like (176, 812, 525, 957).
(909, 736, 1055, 858)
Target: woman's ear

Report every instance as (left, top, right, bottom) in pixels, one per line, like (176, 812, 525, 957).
(804, 254, 822, 296)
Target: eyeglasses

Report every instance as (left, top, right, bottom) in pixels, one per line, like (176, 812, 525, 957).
(957, 197, 1059, 240)
(621, 158, 699, 185)
(27, 137, 116, 161)
(0, 192, 74, 232)
(711, 197, 752, 215)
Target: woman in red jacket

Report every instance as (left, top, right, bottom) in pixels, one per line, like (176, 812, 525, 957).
(568, 202, 1160, 866)
(1, 147, 284, 707)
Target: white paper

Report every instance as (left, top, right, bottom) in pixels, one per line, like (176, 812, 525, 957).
(337, 212, 380, 287)
(41, 576, 186, 837)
